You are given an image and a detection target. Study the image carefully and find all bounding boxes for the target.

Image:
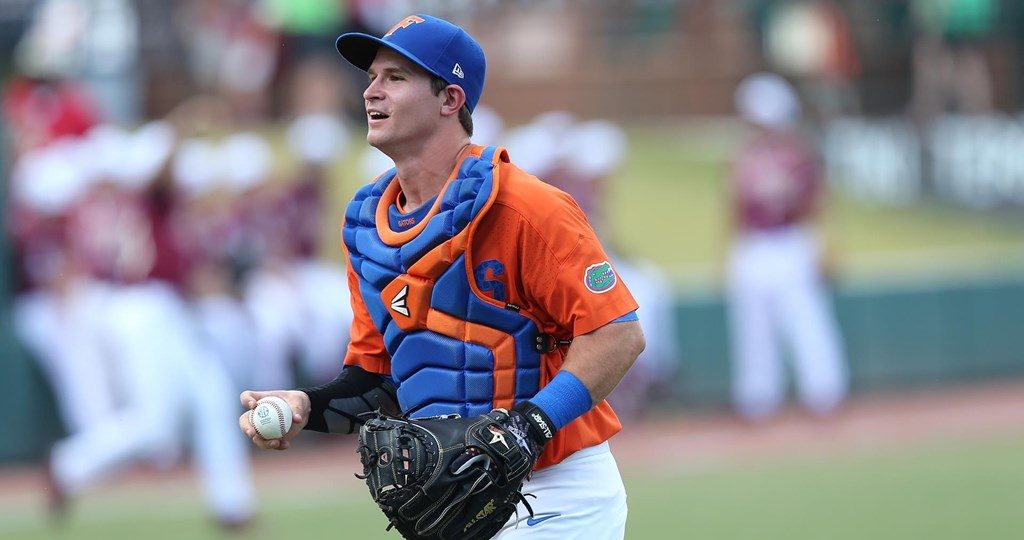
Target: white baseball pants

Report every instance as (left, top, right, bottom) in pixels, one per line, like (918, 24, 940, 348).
(727, 225, 848, 420)
(497, 442, 627, 539)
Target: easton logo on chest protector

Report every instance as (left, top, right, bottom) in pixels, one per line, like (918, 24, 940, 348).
(390, 285, 410, 316)
(584, 261, 617, 293)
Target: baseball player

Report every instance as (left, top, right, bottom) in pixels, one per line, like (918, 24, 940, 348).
(44, 126, 255, 528)
(727, 73, 848, 421)
(239, 14, 645, 539)
(9, 139, 117, 440)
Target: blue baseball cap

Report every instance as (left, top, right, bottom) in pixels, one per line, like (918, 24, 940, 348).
(335, 14, 487, 113)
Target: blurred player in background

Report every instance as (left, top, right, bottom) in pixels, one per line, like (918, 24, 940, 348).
(519, 117, 681, 423)
(36, 123, 256, 529)
(8, 137, 115, 442)
(726, 72, 848, 422)
(172, 135, 260, 393)
(240, 56, 355, 391)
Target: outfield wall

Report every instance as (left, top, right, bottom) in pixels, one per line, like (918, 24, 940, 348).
(675, 275, 1024, 408)
(1, 275, 1023, 464)
(1, 118, 57, 465)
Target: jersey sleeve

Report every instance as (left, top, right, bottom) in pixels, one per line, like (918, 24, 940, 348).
(520, 191, 639, 337)
(342, 251, 392, 375)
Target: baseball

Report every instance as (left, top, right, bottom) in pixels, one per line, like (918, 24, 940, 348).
(249, 396, 293, 440)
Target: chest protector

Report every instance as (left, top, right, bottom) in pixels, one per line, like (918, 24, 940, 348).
(343, 146, 542, 418)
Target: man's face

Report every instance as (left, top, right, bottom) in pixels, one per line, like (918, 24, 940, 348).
(363, 48, 443, 152)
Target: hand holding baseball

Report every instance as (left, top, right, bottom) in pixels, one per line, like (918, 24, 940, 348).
(238, 390, 310, 450)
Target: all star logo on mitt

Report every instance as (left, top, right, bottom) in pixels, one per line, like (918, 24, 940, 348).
(584, 261, 617, 294)
(463, 499, 497, 533)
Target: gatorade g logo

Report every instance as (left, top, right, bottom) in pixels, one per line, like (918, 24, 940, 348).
(384, 15, 425, 37)
(584, 261, 616, 294)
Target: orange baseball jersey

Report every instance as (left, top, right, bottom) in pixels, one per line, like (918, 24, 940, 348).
(341, 145, 638, 469)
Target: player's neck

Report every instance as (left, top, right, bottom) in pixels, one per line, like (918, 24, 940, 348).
(389, 134, 471, 212)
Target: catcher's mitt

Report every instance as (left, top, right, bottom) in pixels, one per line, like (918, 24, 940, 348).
(357, 409, 541, 539)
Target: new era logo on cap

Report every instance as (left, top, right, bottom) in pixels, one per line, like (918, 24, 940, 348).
(335, 14, 487, 112)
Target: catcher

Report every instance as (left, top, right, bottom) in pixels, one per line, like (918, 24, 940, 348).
(238, 14, 645, 540)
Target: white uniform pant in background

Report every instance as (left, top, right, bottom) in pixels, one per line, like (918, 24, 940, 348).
(244, 261, 353, 390)
(193, 293, 258, 392)
(497, 442, 627, 539)
(727, 225, 848, 420)
(13, 283, 116, 435)
(291, 260, 352, 385)
(50, 281, 254, 523)
(244, 269, 304, 391)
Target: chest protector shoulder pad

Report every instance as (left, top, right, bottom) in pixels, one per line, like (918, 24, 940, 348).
(342, 147, 542, 418)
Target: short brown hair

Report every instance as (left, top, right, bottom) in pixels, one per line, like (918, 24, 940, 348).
(430, 76, 474, 137)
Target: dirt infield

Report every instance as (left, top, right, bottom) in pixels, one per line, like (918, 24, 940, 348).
(611, 379, 1024, 475)
(2, 379, 1023, 504)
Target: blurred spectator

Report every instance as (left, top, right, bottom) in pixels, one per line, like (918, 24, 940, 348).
(726, 73, 847, 422)
(13, 0, 142, 124)
(285, 54, 348, 118)
(910, 0, 998, 122)
(257, 0, 345, 59)
(762, 0, 861, 121)
(255, 0, 355, 120)
(2, 74, 100, 160)
(179, 0, 279, 122)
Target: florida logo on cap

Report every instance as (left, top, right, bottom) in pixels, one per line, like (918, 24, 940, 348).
(385, 15, 425, 37)
(336, 13, 487, 112)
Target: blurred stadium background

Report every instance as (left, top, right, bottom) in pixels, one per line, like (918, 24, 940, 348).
(2, 0, 1024, 539)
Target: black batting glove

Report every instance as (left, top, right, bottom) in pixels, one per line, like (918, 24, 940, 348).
(505, 401, 556, 462)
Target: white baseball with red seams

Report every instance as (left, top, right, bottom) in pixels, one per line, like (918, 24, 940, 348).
(249, 397, 293, 440)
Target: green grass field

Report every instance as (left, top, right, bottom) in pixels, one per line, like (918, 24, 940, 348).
(626, 435, 1024, 540)
(3, 433, 1022, 540)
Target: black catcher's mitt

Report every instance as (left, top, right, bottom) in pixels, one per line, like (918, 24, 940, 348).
(357, 407, 549, 539)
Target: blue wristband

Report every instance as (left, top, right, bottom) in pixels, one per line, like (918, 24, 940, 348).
(529, 370, 593, 431)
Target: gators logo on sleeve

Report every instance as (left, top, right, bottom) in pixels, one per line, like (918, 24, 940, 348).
(584, 261, 617, 293)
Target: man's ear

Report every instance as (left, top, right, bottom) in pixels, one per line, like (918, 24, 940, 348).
(440, 85, 467, 118)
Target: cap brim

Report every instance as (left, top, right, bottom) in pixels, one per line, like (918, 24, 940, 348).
(335, 33, 383, 71)
(335, 33, 444, 81)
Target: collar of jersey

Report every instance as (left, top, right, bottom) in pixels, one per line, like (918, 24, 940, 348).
(375, 144, 480, 246)
(388, 194, 437, 232)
